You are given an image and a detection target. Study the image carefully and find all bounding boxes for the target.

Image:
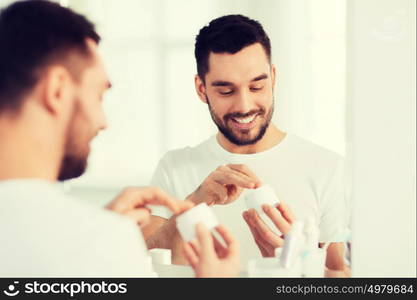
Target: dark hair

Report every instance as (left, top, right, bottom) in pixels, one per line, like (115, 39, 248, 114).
(0, 0, 100, 112)
(195, 14, 271, 82)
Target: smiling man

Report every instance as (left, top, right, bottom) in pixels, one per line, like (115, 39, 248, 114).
(144, 15, 350, 275)
(0, 0, 239, 278)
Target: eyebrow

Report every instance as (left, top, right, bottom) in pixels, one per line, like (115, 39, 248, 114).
(211, 73, 268, 87)
(252, 73, 268, 82)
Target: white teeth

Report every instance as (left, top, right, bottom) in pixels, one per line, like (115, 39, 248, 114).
(233, 115, 256, 124)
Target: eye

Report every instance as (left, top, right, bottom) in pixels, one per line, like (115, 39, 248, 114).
(219, 89, 234, 96)
(250, 86, 264, 92)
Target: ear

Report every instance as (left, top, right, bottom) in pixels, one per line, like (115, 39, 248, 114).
(271, 64, 277, 88)
(41, 65, 74, 116)
(194, 74, 208, 104)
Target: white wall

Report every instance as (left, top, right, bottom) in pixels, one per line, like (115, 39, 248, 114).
(348, 0, 416, 277)
(255, 0, 346, 156)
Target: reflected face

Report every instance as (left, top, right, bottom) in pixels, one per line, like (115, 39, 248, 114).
(202, 43, 275, 146)
(58, 40, 110, 181)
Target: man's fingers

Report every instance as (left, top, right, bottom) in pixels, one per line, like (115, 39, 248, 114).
(182, 242, 198, 269)
(199, 165, 261, 206)
(213, 169, 256, 189)
(214, 224, 238, 254)
(227, 164, 262, 187)
(243, 211, 275, 255)
(276, 202, 296, 224)
(189, 239, 201, 256)
(210, 181, 228, 204)
(248, 209, 284, 248)
(223, 185, 244, 204)
(115, 187, 183, 214)
(195, 222, 215, 259)
(124, 208, 151, 226)
(212, 235, 227, 257)
(262, 204, 292, 234)
(224, 168, 259, 186)
(176, 200, 195, 214)
(214, 184, 244, 205)
(213, 225, 240, 260)
(139, 187, 184, 214)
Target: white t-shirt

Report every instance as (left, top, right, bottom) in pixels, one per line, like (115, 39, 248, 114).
(150, 133, 349, 264)
(0, 179, 154, 277)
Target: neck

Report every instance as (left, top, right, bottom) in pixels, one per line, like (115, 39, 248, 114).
(0, 115, 63, 182)
(216, 123, 286, 154)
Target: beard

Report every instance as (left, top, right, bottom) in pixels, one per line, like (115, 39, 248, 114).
(206, 95, 274, 146)
(57, 101, 90, 182)
(58, 153, 87, 181)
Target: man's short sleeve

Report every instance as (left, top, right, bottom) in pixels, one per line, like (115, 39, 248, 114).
(148, 153, 175, 220)
(318, 157, 350, 242)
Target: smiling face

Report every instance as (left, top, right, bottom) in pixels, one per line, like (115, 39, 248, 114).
(196, 43, 276, 146)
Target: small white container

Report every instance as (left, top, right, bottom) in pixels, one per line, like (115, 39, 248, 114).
(149, 248, 172, 265)
(143, 255, 158, 277)
(176, 203, 219, 242)
(247, 257, 302, 278)
(245, 185, 280, 215)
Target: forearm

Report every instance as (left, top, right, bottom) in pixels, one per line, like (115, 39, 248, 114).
(146, 216, 178, 249)
(145, 216, 189, 264)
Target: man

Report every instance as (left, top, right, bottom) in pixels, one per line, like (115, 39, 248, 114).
(0, 0, 239, 277)
(144, 15, 350, 275)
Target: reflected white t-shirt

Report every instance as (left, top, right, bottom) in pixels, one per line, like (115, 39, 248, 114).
(0, 179, 154, 277)
(150, 134, 349, 264)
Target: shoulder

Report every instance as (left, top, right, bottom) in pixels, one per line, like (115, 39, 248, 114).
(158, 136, 214, 166)
(28, 187, 139, 235)
(64, 194, 136, 230)
(285, 134, 344, 168)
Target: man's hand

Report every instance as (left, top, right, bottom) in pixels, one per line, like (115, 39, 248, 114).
(242, 202, 295, 257)
(187, 164, 261, 206)
(182, 223, 240, 277)
(106, 186, 193, 227)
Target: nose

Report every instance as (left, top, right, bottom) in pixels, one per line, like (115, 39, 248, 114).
(234, 89, 254, 114)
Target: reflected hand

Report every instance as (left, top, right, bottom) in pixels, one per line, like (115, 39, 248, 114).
(107, 186, 193, 227)
(187, 164, 261, 206)
(242, 202, 295, 257)
(182, 223, 240, 277)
